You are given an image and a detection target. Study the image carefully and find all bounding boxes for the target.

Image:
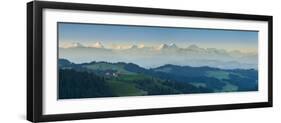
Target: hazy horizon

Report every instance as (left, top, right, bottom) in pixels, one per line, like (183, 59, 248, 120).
(58, 22, 258, 69)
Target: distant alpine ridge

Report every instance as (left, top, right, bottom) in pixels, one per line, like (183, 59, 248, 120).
(59, 42, 253, 54)
(59, 42, 257, 69)
(58, 59, 258, 99)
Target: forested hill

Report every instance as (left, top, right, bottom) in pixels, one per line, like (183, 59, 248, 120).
(58, 59, 258, 99)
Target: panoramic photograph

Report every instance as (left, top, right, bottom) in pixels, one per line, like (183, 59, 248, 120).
(58, 22, 258, 99)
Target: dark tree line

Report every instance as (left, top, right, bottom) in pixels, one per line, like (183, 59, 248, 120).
(132, 77, 213, 95)
(59, 69, 114, 99)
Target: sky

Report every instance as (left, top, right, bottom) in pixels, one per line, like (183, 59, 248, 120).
(58, 22, 258, 52)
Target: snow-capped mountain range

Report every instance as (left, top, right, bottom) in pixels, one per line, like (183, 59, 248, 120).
(59, 42, 257, 69)
(88, 42, 104, 48)
(60, 42, 178, 50)
(60, 42, 104, 49)
(59, 42, 255, 56)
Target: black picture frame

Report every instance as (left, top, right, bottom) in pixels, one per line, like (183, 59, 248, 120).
(27, 1, 273, 122)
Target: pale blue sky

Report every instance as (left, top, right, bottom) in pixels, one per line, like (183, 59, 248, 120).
(58, 22, 258, 52)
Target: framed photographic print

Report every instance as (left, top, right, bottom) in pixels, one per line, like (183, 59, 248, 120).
(27, 1, 273, 122)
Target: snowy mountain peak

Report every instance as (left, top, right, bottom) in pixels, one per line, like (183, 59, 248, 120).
(59, 42, 85, 48)
(73, 42, 83, 47)
(188, 44, 199, 49)
(88, 42, 104, 48)
(138, 44, 145, 48)
(169, 43, 178, 48)
(156, 43, 178, 50)
(156, 44, 169, 50)
(130, 45, 138, 49)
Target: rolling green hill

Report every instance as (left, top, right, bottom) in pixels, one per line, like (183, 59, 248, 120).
(82, 62, 135, 75)
(58, 59, 258, 99)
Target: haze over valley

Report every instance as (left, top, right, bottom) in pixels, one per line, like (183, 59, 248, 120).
(59, 42, 257, 69)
